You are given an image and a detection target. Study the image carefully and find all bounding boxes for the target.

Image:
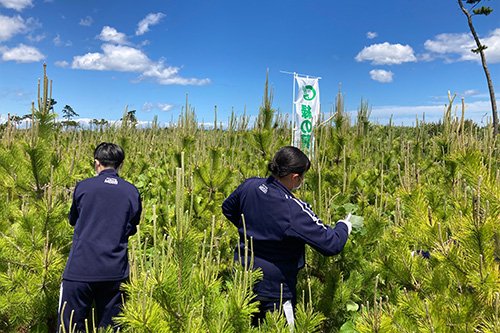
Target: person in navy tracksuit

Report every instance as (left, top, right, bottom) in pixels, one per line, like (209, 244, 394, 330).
(222, 146, 352, 327)
(57, 143, 142, 332)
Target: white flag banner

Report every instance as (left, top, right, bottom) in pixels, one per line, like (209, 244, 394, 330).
(293, 75, 320, 150)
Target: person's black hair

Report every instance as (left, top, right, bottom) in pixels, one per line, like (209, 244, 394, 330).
(94, 142, 125, 169)
(268, 146, 311, 178)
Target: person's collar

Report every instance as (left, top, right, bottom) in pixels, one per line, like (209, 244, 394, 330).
(267, 175, 293, 196)
(98, 168, 117, 176)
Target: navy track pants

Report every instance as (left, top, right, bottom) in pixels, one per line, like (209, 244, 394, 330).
(57, 279, 126, 332)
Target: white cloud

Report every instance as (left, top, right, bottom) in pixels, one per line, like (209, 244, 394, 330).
(136, 12, 165, 36)
(0, 15, 40, 42)
(53, 34, 61, 46)
(0, 14, 26, 41)
(355, 42, 417, 65)
(369, 69, 394, 83)
(158, 103, 174, 111)
(55, 60, 69, 68)
(143, 69, 210, 85)
(25, 17, 40, 28)
(361, 98, 499, 125)
(79, 16, 93, 27)
(417, 53, 434, 62)
(27, 33, 45, 42)
(73, 117, 155, 128)
(73, 44, 150, 71)
(139, 61, 210, 85)
(424, 32, 475, 62)
(53, 34, 72, 47)
(462, 89, 480, 97)
(0, 0, 32, 11)
(1, 43, 44, 62)
(142, 102, 174, 112)
(424, 29, 500, 63)
(424, 33, 472, 54)
(367, 31, 378, 39)
(462, 100, 499, 122)
(98, 26, 128, 44)
(371, 104, 443, 117)
(72, 43, 210, 85)
(482, 28, 500, 63)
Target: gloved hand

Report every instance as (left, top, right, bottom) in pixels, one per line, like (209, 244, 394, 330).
(337, 213, 352, 235)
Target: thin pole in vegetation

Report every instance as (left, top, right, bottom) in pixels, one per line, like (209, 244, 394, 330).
(457, 0, 498, 135)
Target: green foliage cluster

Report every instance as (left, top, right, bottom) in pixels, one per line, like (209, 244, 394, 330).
(0, 68, 498, 332)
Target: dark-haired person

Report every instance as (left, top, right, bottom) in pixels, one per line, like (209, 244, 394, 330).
(57, 142, 142, 332)
(222, 146, 351, 327)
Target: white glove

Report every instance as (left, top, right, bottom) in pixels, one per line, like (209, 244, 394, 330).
(337, 213, 352, 235)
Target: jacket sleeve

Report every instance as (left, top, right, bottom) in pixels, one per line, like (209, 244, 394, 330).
(126, 190, 142, 237)
(285, 198, 349, 256)
(222, 183, 243, 227)
(68, 183, 79, 226)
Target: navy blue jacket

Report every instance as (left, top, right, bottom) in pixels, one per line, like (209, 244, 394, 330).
(222, 176, 349, 300)
(63, 169, 142, 282)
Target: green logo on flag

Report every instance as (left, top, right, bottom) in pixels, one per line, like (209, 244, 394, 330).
(301, 134, 311, 148)
(301, 119, 312, 133)
(301, 105, 312, 119)
(303, 85, 316, 101)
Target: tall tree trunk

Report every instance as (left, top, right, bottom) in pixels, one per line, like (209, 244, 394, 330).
(458, 0, 498, 135)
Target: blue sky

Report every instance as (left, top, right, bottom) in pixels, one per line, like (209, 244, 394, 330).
(0, 0, 499, 126)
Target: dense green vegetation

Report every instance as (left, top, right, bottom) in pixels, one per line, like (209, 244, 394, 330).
(0, 68, 498, 332)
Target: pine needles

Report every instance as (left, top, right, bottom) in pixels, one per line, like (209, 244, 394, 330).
(0, 65, 499, 332)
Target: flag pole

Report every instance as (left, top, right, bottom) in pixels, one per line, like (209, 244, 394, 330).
(292, 73, 296, 146)
(281, 70, 321, 80)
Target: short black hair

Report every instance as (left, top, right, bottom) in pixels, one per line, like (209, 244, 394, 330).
(94, 142, 125, 169)
(268, 146, 311, 177)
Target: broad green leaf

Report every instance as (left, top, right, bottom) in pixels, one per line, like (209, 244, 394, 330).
(339, 320, 358, 333)
(346, 301, 359, 312)
(342, 203, 358, 214)
(350, 215, 364, 230)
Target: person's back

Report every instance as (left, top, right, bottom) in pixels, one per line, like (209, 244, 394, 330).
(63, 168, 141, 281)
(224, 176, 306, 299)
(222, 146, 351, 327)
(58, 142, 141, 332)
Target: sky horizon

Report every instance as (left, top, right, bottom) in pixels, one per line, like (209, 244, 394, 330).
(1, 0, 499, 127)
